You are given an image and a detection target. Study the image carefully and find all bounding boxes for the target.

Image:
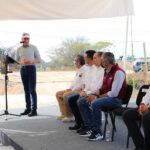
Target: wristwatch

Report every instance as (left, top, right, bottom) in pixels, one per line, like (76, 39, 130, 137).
(93, 94, 100, 98)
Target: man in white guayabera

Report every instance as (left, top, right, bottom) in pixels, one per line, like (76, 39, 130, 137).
(56, 55, 87, 122)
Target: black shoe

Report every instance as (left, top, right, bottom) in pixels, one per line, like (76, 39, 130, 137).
(77, 126, 89, 133)
(28, 110, 37, 117)
(88, 130, 103, 141)
(80, 129, 93, 137)
(69, 124, 81, 130)
(20, 109, 31, 115)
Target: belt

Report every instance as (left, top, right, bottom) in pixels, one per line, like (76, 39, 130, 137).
(21, 65, 35, 68)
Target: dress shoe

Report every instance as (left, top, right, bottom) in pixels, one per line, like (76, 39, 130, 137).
(28, 110, 37, 117)
(69, 124, 81, 130)
(76, 126, 89, 133)
(20, 109, 31, 115)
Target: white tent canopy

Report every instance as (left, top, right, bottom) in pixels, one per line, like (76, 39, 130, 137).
(0, 0, 134, 20)
(0, 0, 134, 70)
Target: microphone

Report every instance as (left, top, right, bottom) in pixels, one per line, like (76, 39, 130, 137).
(20, 41, 24, 43)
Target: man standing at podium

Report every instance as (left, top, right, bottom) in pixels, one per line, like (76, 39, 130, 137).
(15, 33, 41, 117)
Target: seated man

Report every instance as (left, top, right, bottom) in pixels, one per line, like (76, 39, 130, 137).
(68, 50, 104, 130)
(56, 55, 86, 122)
(123, 87, 150, 150)
(78, 52, 127, 141)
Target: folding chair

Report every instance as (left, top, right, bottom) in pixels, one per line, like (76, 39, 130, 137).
(102, 84, 133, 141)
(126, 84, 150, 148)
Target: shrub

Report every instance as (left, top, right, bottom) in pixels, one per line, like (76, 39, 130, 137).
(127, 78, 140, 90)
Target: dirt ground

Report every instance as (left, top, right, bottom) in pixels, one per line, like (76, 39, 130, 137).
(0, 70, 149, 97)
(0, 71, 75, 109)
(0, 71, 75, 96)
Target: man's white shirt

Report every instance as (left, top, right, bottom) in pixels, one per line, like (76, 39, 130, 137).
(70, 65, 87, 91)
(107, 70, 125, 97)
(83, 65, 104, 95)
(142, 87, 150, 105)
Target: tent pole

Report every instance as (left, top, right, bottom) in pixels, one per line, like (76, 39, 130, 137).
(124, 16, 129, 70)
(130, 16, 135, 89)
(143, 42, 148, 84)
(131, 16, 134, 66)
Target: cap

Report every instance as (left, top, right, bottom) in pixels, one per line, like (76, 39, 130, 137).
(22, 33, 30, 39)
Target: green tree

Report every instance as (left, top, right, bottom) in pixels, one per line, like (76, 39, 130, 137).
(47, 37, 112, 68)
(0, 48, 3, 54)
(0, 48, 4, 61)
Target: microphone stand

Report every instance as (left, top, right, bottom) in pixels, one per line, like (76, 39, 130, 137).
(0, 42, 22, 120)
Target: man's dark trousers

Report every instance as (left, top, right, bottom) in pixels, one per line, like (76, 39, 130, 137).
(67, 93, 84, 127)
(123, 108, 150, 150)
(20, 65, 37, 110)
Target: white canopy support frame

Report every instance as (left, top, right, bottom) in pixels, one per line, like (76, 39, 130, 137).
(124, 16, 129, 71)
(131, 16, 134, 66)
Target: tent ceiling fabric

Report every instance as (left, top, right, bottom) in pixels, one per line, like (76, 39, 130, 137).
(0, 0, 134, 20)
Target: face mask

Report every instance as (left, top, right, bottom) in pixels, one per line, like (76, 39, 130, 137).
(73, 61, 76, 67)
(101, 62, 104, 68)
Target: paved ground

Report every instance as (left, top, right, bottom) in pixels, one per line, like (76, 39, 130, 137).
(0, 146, 15, 150)
(0, 104, 136, 150)
(0, 70, 141, 150)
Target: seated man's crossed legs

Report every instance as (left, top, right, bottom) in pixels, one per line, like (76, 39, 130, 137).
(56, 90, 79, 122)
